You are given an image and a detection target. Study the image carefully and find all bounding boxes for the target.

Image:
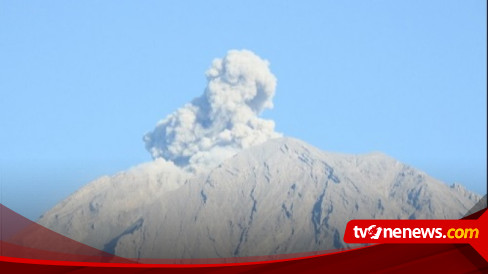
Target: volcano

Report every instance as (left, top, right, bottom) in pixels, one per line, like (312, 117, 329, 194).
(38, 137, 479, 259)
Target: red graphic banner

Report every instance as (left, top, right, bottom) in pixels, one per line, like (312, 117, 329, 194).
(1, 204, 487, 272)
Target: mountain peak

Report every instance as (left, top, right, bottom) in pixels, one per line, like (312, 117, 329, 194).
(38, 137, 480, 259)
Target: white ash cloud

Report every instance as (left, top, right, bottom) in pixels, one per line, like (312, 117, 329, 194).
(143, 50, 281, 170)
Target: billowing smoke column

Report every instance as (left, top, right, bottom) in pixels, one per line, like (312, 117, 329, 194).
(144, 50, 281, 170)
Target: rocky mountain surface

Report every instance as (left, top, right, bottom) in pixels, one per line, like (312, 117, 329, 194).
(39, 137, 480, 258)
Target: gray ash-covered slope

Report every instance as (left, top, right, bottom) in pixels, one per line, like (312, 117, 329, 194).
(38, 137, 480, 258)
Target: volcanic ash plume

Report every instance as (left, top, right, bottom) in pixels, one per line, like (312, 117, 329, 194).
(143, 49, 281, 170)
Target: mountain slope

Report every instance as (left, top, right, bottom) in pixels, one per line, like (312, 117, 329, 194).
(38, 137, 480, 258)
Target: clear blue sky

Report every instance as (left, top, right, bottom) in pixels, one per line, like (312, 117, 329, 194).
(1, 0, 486, 220)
